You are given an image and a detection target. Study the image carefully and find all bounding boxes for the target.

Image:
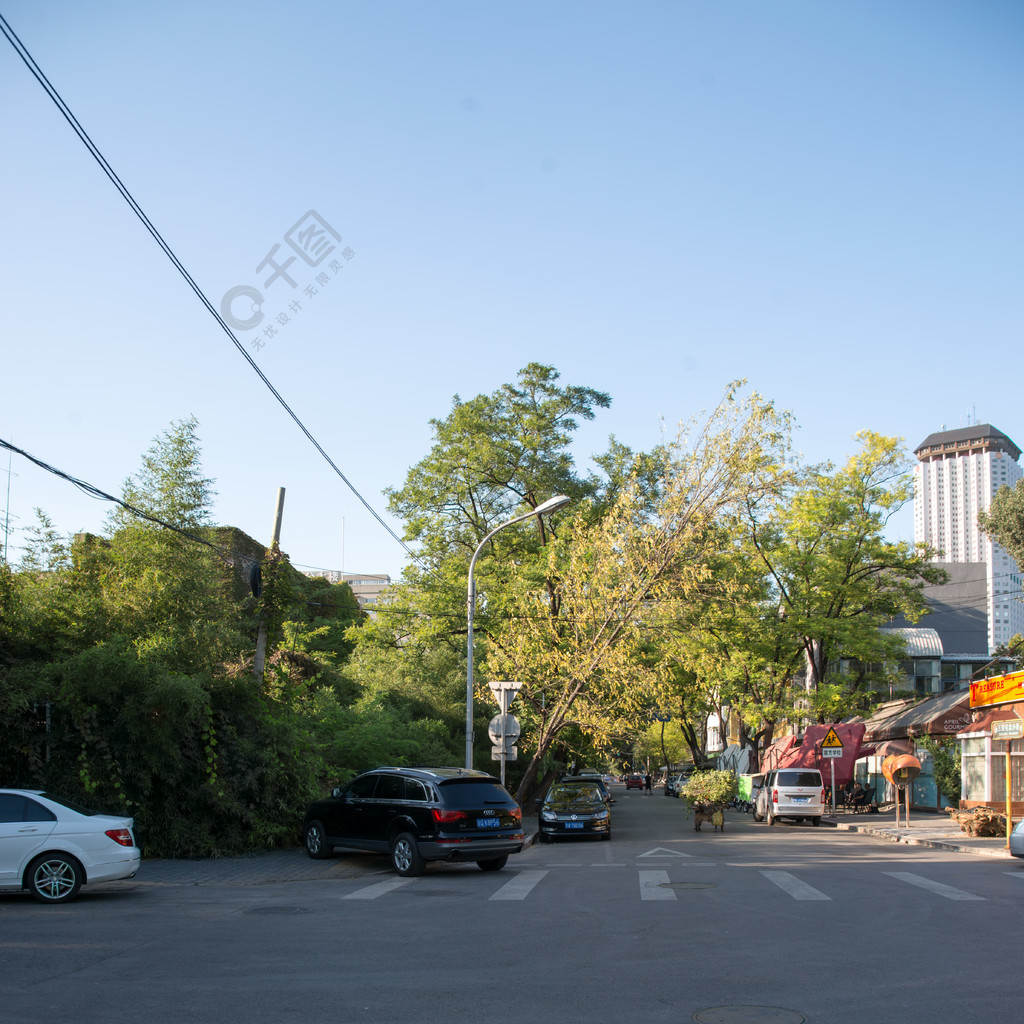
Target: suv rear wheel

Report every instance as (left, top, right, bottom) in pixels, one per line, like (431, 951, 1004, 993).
(476, 855, 508, 872)
(391, 832, 425, 876)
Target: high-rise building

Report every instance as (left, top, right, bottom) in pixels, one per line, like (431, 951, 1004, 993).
(914, 424, 1023, 653)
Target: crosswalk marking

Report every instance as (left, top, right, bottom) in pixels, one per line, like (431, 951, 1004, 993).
(639, 869, 675, 900)
(336, 866, 994, 903)
(342, 878, 414, 900)
(884, 871, 984, 901)
(489, 870, 548, 901)
(760, 870, 830, 900)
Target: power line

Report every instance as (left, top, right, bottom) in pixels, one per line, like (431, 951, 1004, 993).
(0, 12, 415, 562)
(0, 436, 256, 569)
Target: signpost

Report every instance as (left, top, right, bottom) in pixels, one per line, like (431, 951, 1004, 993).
(487, 682, 523, 786)
(993, 717, 1024, 848)
(820, 727, 844, 814)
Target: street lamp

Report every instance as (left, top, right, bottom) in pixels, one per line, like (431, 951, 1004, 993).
(465, 494, 571, 770)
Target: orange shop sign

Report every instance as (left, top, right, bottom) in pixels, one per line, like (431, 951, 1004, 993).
(969, 670, 1024, 710)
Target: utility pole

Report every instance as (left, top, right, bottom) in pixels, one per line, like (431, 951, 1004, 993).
(1, 451, 17, 564)
(253, 487, 286, 681)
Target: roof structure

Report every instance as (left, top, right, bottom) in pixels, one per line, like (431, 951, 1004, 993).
(913, 423, 1021, 461)
(862, 689, 972, 742)
(879, 627, 943, 658)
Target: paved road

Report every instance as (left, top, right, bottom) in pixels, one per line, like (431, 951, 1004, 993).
(3, 786, 1022, 1024)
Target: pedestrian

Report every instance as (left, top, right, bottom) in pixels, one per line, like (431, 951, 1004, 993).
(644, 773, 652, 795)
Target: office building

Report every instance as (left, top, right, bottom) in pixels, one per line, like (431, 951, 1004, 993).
(914, 424, 1023, 652)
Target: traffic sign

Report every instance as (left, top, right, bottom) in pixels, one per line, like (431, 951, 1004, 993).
(488, 713, 521, 746)
(821, 727, 844, 749)
(492, 744, 518, 762)
(821, 747, 843, 758)
(488, 681, 523, 714)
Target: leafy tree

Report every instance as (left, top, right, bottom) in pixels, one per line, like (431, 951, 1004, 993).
(387, 362, 610, 561)
(354, 363, 626, 768)
(490, 384, 791, 804)
(919, 734, 961, 805)
(745, 432, 946, 714)
(0, 419, 366, 853)
(95, 418, 246, 673)
(979, 480, 1024, 574)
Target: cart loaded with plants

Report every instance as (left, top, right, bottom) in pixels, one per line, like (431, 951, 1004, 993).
(679, 770, 739, 832)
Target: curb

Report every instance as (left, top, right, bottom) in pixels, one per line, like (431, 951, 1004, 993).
(826, 818, 1012, 859)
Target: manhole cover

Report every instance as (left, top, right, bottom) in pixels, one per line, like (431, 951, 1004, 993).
(659, 882, 716, 890)
(243, 905, 311, 916)
(694, 1007, 806, 1024)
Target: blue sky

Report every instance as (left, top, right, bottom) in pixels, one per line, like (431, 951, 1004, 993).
(1, 1, 1021, 580)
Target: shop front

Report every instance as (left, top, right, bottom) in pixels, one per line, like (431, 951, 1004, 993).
(859, 689, 973, 810)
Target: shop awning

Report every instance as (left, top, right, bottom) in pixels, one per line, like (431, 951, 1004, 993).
(863, 689, 972, 742)
(868, 739, 915, 758)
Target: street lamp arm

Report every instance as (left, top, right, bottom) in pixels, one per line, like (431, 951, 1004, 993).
(465, 495, 571, 770)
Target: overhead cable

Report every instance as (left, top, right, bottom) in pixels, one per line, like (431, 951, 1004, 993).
(0, 13, 414, 560)
(0, 436, 256, 568)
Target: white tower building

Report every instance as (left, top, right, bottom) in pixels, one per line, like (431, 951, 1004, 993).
(914, 424, 1024, 653)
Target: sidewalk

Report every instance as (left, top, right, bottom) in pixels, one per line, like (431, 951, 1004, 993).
(823, 807, 1015, 859)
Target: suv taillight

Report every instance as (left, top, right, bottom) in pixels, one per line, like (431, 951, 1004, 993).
(772, 788, 779, 804)
(821, 788, 826, 804)
(510, 806, 522, 823)
(431, 809, 468, 823)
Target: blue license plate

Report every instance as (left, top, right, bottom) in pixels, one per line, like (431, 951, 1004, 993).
(793, 796, 809, 803)
(564, 822, 585, 829)
(477, 817, 501, 828)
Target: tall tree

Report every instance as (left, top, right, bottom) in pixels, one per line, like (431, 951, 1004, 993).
(489, 384, 791, 802)
(98, 418, 242, 672)
(979, 480, 1024, 575)
(353, 364, 625, 762)
(746, 432, 946, 719)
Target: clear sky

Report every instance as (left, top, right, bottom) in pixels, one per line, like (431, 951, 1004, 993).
(1, 1, 1021, 581)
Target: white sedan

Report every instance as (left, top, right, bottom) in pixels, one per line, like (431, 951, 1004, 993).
(1010, 818, 1024, 859)
(0, 789, 141, 904)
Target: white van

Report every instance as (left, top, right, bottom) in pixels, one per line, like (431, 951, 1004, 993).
(754, 768, 824, 826)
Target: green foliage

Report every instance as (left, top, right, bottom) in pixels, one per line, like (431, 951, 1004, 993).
(0, 640, 343, 856)
(744, 432, 946, 710)
(979, 480, 1024, 573)
(0, 418, 370, 856)
(679, 770, 738, 806)
(919, 735, 962, 804)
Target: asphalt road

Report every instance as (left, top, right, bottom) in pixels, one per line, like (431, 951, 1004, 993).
(3, 785, 1022, 1024)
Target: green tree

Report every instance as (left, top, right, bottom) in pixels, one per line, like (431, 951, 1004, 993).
(745, 432, 946, 715)
(490, 384, 790, 803)
(979, 482, 1024, 624)
(354, 363, 626, 768)
(98, 418, 245, 673)
(919, 735, 962, 806)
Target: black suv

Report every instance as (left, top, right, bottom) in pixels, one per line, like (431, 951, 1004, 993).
(302, 767, 524, 876)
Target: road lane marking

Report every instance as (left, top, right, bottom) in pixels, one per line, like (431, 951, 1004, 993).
(760, 870, 830, 900)
(639, 869, 676, 900)
(342, 878, 415, 900)
(489, 870, 548, 901)
(884, 871, 984, 900)
(638, 847, 694, 858)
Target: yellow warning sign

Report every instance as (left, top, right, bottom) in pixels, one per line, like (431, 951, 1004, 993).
(821, 727, 844, 749)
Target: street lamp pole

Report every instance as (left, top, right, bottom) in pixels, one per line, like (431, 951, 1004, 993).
(465, 495, 571, 770)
